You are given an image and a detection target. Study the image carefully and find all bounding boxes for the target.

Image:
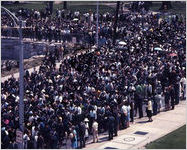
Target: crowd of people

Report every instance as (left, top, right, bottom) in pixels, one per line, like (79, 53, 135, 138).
(1, 6, 112, 44)
(1, 3, 186, 149)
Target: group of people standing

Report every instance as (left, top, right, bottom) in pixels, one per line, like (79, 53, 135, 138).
(1, 3, 186, 149)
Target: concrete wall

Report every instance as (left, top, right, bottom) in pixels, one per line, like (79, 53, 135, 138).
(1, 38, 61, 60)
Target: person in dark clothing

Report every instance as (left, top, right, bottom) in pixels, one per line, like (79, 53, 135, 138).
(8, 140, 18, 149)
(134, 93, 143, 118)
(169, 85, 175, 110)
(135, 93, 143, 118)
(174, 81, 180, 105)
(120, 110, 126, 130)
(2, 131, 10, 149)
(44, 124, 51, 148)
(37, 133, 44, 149)
(153, 97, 158, 115)
(169, 69, 177, 86)
(130, 100, 135, 123)
(138, 96, 144, 118)
(113, 108, 120, 136)
(51, 131, 58, 149)
(164, 86, 170, 111)
(107, 113, 115, 140)
(55, 46, 60, 61)
(79, 121, 86, 148)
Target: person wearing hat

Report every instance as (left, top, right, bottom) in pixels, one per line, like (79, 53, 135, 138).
(84, 118, 89, 142)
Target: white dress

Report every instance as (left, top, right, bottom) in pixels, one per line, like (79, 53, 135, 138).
(85, 123, 89, 138)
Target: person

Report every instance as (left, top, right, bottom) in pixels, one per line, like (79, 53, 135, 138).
(107, 112, 115, 140)
(89, 107, 97, 134)
(55, 46, 60, 62)
(180, 76, 186, 100)
(130, 100, 135, 123)
(164, 86, 170, 111)
(152, 96, 158, 115)
(92, 119, 98, 143)
(134, 92, 143, 118)
(169, 85, 175, 110)
(154, 91, 163, 113)
(50, 131, 58, 149)
(23, 132, 30, 149)
(146, 99, 153, 122)
(37, 133, 44, 149)
(79, 121, 86, 148)
(113, 107, 120, 136)
(121, 101, 127, 129)
(126, 102, 131, 127)
(84, 118, 89, 143)
(1, 128, 10, 149)
(174, 77, 180, 105)
(70, 126, 78, 149)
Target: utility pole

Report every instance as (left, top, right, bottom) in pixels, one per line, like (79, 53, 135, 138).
(96, 1, 99, 48)
(1, 6, 24, 149)
(18, 19, 24, 149)
(113, 1, 120, 45)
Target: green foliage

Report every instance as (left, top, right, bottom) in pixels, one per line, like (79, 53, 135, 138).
(2, 2, 115, 14)
(146, 125, 186, 149)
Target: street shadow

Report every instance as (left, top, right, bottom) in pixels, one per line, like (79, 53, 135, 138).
(104, 147, 118, 149)
(103, 132, 108, 135)
(136, 120, 149, 124)
(98, 136, 108, 143)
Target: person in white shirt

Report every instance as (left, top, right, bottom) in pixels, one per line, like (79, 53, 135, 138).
(126, 103, 131, 127)
(180, 77, 186, 100)
(92, 120, 98, 143)
(146, 99, 153, 122)
(23, 133, 30, 149)
(84, 118, 89, 142)
(121, 102, 127, 129)
(77, 106, 82, 115)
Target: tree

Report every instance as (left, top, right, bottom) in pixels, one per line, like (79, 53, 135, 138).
(63, 1, 67, 9)
(49, 1, 54, 14)
(159, 1, 172, 10)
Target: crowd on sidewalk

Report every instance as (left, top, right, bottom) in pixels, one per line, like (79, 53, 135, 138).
(1, 4, 186, 149)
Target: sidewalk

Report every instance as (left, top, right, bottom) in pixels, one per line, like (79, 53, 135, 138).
(84, 100, 186, 149)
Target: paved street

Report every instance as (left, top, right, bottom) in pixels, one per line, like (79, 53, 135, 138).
(84, 101, 186, 149)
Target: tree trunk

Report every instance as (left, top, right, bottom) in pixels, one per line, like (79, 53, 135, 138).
(64, 1, 67, 9)
(49, 1, 54, 15)
(159, 1, 172, 10)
